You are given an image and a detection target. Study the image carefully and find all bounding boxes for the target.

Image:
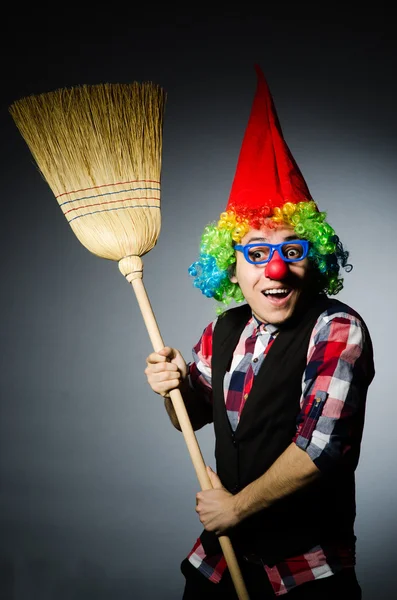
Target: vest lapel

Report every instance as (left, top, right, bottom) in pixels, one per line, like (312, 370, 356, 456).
(213, 304, 252, 435)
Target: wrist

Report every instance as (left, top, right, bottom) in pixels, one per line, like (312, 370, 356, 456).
(233, 490, 247, 522)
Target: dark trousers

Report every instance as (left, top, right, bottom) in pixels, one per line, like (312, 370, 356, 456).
(181, 557, 362, 599)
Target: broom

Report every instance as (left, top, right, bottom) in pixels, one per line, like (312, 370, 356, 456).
(9, 82, 250, 600)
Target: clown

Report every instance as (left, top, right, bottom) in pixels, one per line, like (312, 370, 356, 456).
(188, 66, 349, 315)
(145, 66, 374, 598)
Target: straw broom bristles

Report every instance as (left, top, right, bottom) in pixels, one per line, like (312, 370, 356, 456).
(9, 82, 166, 266)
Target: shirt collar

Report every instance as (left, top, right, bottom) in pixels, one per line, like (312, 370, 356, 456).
(251, 314, 279, 337)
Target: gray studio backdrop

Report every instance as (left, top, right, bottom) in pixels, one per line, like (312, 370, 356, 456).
(1, 12, 396, 600)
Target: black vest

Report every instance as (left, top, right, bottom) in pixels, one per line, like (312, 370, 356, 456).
(199, 295, 374, 564)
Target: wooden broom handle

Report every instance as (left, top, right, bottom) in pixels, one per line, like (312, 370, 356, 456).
(125, 272, 250, 600)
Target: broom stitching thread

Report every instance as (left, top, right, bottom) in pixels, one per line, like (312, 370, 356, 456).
(61, 188, 161, 208)
(67, 204, 160, 223)
(64, 197, 160, 216)
(56, 179, 161, 198)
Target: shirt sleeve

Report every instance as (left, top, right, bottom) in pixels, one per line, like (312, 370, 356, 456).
(293, 309, 373, 473)
(188, 318, 217, 404)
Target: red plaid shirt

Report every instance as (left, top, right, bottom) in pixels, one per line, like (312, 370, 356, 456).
(187, 304, 374, 595)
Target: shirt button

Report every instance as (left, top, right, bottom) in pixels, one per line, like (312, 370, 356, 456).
(253, 357, 258, 363)
(244, 393, 248, 400)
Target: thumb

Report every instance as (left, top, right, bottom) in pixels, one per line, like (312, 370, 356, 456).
(159, 346, 175, 359)
(207, 465, 224, 489)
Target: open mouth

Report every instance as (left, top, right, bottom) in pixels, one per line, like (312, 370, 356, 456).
(261, 288, 293, 305)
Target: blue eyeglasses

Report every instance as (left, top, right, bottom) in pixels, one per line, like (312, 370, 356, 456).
(234, 240, 309, 265)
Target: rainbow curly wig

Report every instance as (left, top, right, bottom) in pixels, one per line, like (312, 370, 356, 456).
(188, 200, 351, 308)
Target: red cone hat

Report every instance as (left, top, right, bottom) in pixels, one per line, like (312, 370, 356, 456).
(226, 65, 312, 211)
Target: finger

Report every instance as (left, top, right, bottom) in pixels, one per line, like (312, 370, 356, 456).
(155, 380, 181, 397)
(149, 371, 181, 384)
(206, 466, 224, 489)
(146, 352, 168, 365)
(145, 362, 180, 375)
(158, 346, 177, 360)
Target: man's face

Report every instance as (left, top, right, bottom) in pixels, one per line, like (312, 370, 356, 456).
(230, 226, 313, 325)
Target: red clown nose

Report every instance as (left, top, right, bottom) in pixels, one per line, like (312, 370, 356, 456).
(265, 252, 289, 279)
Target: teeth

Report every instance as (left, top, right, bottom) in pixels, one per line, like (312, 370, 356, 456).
(263, 289, 289, 295)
